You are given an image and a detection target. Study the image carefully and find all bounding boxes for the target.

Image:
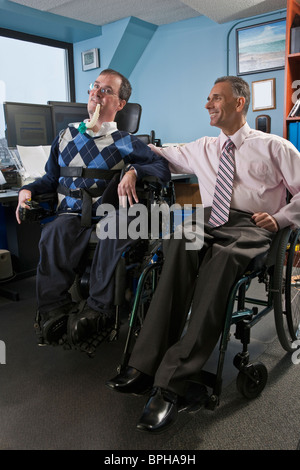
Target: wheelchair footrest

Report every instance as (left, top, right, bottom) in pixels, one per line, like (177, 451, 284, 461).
(60, 326, 117, 357)
(178, 383, 209, 414)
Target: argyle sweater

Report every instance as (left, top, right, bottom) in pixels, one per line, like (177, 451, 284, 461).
(22, 126, 171, 217)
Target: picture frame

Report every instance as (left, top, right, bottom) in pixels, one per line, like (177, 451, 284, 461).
(236, 19, 286, 75)
(81, 48, 100, 72)
(252, 78, 276, 112)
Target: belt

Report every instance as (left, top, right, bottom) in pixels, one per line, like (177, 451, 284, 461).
(58, 184, 105, 228)
(58, 168, 122, 227)
(60, 167, 121, 180)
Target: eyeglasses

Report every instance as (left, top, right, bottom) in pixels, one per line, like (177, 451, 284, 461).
(88, 82, 118, 97)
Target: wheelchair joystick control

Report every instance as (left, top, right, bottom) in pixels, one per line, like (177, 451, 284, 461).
(18, 199, 45, 222)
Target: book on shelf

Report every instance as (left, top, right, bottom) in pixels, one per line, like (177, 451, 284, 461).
(288, 121, 299, 150)
(289, 98, 300, 117)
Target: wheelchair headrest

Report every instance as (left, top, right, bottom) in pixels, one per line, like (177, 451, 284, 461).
(115, 103, 142, 134)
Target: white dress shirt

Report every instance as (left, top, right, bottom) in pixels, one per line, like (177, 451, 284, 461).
(151, 123, 300, 229)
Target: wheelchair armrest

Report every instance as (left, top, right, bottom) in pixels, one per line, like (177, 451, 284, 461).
(33, 192, 58, 204)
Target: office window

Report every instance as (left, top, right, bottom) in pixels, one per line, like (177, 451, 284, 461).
(0, 29, 74, 139)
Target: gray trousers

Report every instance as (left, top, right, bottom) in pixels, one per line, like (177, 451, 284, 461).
(129, 208, 274, 396)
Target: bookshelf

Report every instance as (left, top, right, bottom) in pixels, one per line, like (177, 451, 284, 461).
(283, 0, 300, 140)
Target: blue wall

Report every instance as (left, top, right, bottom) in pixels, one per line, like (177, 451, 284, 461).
(73, 9, 286, 144)
(0, 0, 101, 42)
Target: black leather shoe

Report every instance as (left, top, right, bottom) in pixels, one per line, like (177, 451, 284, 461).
(68, 304, 113, 344)
(106, 366, 153, 395)
(136, 387, 178, 433)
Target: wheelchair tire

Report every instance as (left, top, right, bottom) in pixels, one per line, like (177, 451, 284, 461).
(236, 362, 268, 399)
(273, 229, 296, 353)
(285, 229, 300, 344)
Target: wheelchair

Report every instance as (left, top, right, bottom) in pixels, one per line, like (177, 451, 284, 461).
(18, 102, 175, 354)
(117, 222, 300, 409)
(23, 178, 173, 355)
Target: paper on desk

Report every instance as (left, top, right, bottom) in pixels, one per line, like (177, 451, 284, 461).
(16, 145, 51, 178)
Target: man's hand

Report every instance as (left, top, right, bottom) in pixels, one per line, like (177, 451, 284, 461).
(251, 212, 279, 232)
(16, 189, 32, 224)
(118, 169, 138, 207)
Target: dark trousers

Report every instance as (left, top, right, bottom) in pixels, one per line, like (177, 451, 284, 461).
(129, 208, 274, 396)
(36, 213, 136, 313)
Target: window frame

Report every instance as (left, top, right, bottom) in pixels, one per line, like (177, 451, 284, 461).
(0, 27, 75, 102)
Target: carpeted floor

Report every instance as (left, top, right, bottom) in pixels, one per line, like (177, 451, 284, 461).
(0, 276, 299, 451)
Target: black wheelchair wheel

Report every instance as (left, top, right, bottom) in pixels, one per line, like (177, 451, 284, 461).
(273, 229, 296, 353)
(236, 362, 268, 399)
(285, 229, 300, 344)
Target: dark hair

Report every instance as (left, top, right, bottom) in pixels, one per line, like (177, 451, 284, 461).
(215, 76, 250, 115)
(100, 68, 132, 102)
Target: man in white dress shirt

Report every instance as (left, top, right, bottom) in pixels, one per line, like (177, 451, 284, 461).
(106, 76, 300, 433)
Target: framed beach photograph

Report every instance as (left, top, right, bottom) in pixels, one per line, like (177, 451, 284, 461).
(236, 19, 286, 75)
(252, 78, 276, 111)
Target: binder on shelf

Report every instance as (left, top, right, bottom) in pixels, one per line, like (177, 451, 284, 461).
(288, 122, 299, 150)
(291, 26, 300, 53)
(290, 13, 300, 53)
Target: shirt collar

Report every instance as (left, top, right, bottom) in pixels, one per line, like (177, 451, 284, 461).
(73, 120, 117, 137)
(220, 122, 250, 150)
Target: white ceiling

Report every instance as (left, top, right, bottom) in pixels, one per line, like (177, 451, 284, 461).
(9, 0, 287, 26)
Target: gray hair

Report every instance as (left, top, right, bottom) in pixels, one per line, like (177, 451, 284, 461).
(215, 76, 250, 115)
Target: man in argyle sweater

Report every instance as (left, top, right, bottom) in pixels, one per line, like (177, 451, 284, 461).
(16, 69, 170, 345)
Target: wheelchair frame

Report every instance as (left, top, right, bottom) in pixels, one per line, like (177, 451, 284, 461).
(118, 225, 300, 409)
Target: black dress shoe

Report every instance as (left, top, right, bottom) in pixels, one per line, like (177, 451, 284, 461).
(68, 304, 113, 344)
(106, 366, 153, 395)
(136, 387, 178, 433)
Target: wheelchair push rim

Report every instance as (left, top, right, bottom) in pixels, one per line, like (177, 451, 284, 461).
(273, 228, 300, 353)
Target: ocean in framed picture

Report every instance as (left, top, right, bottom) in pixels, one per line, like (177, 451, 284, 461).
(236, 19, 286, 75)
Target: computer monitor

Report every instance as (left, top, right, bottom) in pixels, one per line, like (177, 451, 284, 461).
(3, 102, 54, 147)
(48, 101, 88, 135)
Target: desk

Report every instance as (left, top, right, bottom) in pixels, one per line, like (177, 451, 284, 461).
(0, 190, 41, 277)
(171, 173, 191, 181)
(171, 174, 201, 207)
(0, 189, 19, 203)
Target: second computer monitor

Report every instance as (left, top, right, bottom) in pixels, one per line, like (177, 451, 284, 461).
(48, 101, 88, 135)
(3, 102, 54, 147)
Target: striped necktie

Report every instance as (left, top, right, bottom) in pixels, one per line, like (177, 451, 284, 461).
(208, 138, 235, 227)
